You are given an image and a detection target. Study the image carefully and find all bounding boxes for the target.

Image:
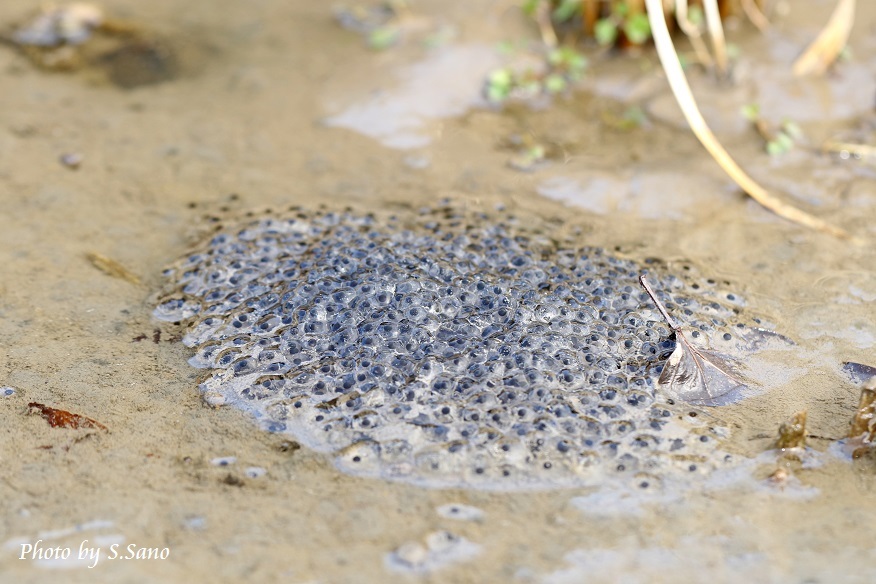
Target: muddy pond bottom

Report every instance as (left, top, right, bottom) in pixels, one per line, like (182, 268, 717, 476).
(154, 202, 771, 490)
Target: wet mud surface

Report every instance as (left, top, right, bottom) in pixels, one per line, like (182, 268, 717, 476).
(1, 0, 875, 582)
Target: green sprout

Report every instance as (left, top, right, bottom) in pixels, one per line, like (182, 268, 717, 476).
(766, 132, 794, 156)
(622, 12, 651, 45)
(620, 106, 647, 128)
(595, 18, 619, 46)
(521, 0, 542, 16)
(496, 40, 516, 55)
(594, 2, 652, 47)
(527, 143, 546, 161)
(486, 68, 514, 102)
(548, 46, 587, 78)
(767, 120, 803, 156)
(687, 5, 704, 26)
(782, 121, 803, 141)
(552, 0, 581, 22)
(368, 26, 399, 50)
(485, 45, 587, 104)
(741, 103, 760, 122)
(726, 42, 741, 61)
(506, 137, 548, 172)
(744, 104, 803, 156)
(544, 73, 567, 94)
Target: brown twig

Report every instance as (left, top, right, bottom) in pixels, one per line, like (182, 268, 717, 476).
(581, 0, 599, 35)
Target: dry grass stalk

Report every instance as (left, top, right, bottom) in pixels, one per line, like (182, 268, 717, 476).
(740, 0, 770, 31)
(581, 0, 600, 35)
(643, 0, 858, 243)
(792, 0, 855, 76)
(535, 0, 558, 48)
(86, 251, 141, 284)
(674, 0, 715, 68)
(702, 0, 728, 74)
(822, 140, 876, 159)
(627, 0, 646, 15)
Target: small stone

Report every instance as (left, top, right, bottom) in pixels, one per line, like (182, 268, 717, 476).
(183, 515, 207, 531)
(59, 152, 83, 169)
(386, 531, 481, 574)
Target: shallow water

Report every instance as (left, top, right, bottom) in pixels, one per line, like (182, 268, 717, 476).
(0, 0, 875, 582)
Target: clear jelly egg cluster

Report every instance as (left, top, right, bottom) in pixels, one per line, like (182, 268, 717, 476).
(155, 204, 754, 489)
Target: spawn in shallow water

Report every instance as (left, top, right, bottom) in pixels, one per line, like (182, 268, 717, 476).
(155, 203, 771, 490)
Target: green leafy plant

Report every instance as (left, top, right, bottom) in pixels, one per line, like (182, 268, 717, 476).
(486, 68, 514, 102)
(742, 104, 803, 156)
(368, 26, 399, 50)
(766, 121, 802, 156)
(551, 0, 581, 22)
(485, 44, 587, 103)
(596, 2, 652, 47)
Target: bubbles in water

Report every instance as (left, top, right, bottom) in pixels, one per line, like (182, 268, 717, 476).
(436, 503, 485, 522)
(386, 530, 482, 574)
(245, 466, 267, 479)
(210, 456, 236, 467)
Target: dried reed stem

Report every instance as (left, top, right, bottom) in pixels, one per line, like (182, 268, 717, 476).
(644, 0, 858, 242)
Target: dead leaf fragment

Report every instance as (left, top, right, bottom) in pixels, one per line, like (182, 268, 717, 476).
(86, 251, 141, 284)
(702, 0, 728, 75)
(657, 329, 750, 405)
(842, 361, 876, 385)
(775, 411, 807, 449)
(740, 0, 770, 32)
(28, 402, 108, 431)
(640, 275, 751, 406)
(849, 377, 876, 442)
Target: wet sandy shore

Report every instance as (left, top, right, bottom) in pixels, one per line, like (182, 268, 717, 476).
(1, 0, 875, 581)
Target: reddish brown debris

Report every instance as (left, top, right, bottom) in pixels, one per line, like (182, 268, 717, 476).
(28, 402, 108, 431)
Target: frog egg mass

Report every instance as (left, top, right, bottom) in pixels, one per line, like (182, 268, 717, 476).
(154, 203, 758, 490)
